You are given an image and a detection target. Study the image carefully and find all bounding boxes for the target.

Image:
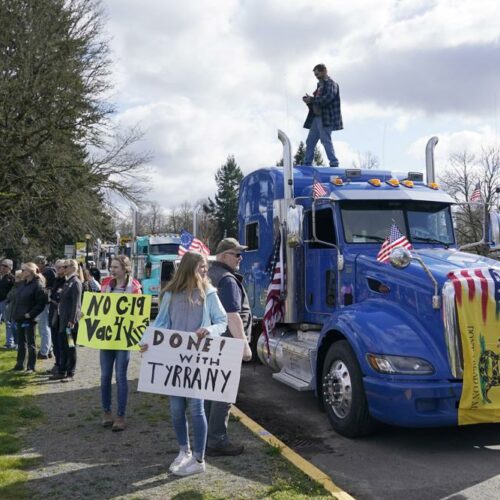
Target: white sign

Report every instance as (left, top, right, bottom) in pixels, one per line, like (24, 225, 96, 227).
(64, 244, 75, 258)
(137, 327, 244, 403)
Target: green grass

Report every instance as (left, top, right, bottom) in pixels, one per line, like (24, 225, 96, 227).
(264, 441, 284, 457)
(0, 325, 44, 498)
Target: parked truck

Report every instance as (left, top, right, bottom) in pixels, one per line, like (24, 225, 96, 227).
(133, 234, 180, 314)
(238, 131, 500, 437)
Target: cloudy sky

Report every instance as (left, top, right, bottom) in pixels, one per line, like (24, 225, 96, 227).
(104, 0, 500, 209)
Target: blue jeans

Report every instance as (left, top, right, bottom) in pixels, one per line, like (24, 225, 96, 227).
(100, 350, 130, 417)
(305, 116, 339, 166)
(5, 321, 17, 347)
(169, 396, 207, 460)
(37, 305, 52, 355)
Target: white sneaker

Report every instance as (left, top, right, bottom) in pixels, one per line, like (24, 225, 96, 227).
(172, 456, 206, 476)
(169, 450, 192, 473)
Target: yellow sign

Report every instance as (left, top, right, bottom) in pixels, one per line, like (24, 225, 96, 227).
(78, 292, 151, 350)
(451, 268, 500, 424)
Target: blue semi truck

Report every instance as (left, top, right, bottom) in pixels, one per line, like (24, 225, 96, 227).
(238, 131, 500, 437)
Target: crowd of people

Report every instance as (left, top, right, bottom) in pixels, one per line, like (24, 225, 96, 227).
(0, 236, 254, 477)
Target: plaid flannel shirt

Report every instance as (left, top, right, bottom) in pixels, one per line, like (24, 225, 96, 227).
(303, 77, 343, 131)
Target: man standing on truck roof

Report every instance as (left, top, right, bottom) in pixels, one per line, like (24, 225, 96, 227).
(303, 63, 343, 167)
(206, 237, 253, 456)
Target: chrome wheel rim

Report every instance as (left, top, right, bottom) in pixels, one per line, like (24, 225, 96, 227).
(323, 360, 352, 419)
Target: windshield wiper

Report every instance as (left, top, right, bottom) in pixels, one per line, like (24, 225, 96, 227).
(352, 233, 386, 242)
(412, 236, 450, 247)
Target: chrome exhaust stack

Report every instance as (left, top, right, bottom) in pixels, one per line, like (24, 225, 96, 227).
(425, 136, 439, 184)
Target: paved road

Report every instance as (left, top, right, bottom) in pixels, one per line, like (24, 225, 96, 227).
(238, 362, 500, 500)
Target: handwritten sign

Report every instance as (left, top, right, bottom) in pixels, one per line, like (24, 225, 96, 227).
(77, 292, 151, 350)
(137, 327, 244, 403)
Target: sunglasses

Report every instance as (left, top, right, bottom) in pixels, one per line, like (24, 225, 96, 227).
(226, 252, 242, 258)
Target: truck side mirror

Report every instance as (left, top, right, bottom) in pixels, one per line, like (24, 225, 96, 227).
(286, 204, 303, 247)
(490, 211, 500, 247)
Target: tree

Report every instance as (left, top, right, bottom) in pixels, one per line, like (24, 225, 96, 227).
(276, 141, 324, 166)
(439, 147, 500, 251)
(0, 0, 149, 259)
(205, 155, 243, 245)
(351, 151, 379, 170)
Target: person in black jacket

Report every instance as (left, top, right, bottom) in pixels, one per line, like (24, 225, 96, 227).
(0, 258, 15, 348)
(50, 259, 82, 382)
(47, 260, 67, 375)
(12, 263, 47, 372)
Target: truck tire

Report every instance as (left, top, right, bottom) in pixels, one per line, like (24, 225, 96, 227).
(321, 340, 376, 437)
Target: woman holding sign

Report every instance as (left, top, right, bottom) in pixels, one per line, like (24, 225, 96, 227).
(140, 251, 227, 477)
(100, 255, 142, 431)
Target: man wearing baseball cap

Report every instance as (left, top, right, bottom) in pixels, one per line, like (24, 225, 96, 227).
(205, 237, 253, 456)
(0, 259, 15, 348)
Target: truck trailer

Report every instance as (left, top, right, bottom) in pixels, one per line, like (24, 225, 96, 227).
(238, 131, 500, 437)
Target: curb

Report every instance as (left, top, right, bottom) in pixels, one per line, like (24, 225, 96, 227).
(231, 406, 355, 500)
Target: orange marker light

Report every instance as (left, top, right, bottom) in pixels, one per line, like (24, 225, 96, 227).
(368, 178, 382, 187)
(332, 178, 344, 186)
(428, 182, 439, 190)
(386, 178, 400, 187)
(402, 180, 414, 188)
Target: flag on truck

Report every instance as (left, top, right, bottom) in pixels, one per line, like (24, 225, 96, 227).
(312, 176, 328, 199)
(376, 223, 412, 263)
(178, 230, 210, 257)
(470, 182, 482, 202)
(262, 231, 285, 355)
(448, 268, 500, 425)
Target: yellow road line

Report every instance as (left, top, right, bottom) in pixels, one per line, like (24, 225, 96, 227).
(231, 405, 355, 500)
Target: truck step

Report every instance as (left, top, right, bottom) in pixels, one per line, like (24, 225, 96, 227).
(272, 371, 313, 391)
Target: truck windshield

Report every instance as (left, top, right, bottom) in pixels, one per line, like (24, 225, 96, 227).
(149, 243, 179, 255)
(341, 201, 455, 245)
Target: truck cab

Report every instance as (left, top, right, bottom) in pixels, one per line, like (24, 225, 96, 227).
(238, 144, 500, 437)
(134, 234, 180, 314)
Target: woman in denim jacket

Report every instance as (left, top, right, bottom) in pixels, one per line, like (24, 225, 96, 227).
(141, 251, 227, 477)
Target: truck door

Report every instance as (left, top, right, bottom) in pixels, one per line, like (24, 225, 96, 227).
(304, 206, 339, 318)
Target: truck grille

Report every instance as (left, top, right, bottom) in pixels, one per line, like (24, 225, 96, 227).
(442, 281, 463, 379)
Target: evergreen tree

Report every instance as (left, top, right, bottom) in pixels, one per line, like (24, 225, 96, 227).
(314, 146, 324, 166)
(206, 155, 244, 245)
(294, 142, 306, 165)
(0, 0, 149, 259)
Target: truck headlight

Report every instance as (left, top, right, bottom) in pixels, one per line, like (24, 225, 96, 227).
(366, 354, 434, 375)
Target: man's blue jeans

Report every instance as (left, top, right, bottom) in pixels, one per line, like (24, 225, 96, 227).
(37, 305, 52, 355)
(305, 116, 339, 167)
(100, 350, 130, 417)
(169, 396, 207, 459)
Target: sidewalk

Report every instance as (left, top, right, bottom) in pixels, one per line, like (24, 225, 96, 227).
(16, 345, 335, 499)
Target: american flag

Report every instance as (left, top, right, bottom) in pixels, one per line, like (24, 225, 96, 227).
(178, 230, 210, 257)
(312, 178, 328, 199)
(376, 223, 412, 263)
(470, 182, 482, 202)
(262, 232, 285, 354)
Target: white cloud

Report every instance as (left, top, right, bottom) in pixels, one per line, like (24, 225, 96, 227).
(408, 125, 499, 171)
(101, 0, 500, 210)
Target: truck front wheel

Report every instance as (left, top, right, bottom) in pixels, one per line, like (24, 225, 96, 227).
(321, 340, 376, 437)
